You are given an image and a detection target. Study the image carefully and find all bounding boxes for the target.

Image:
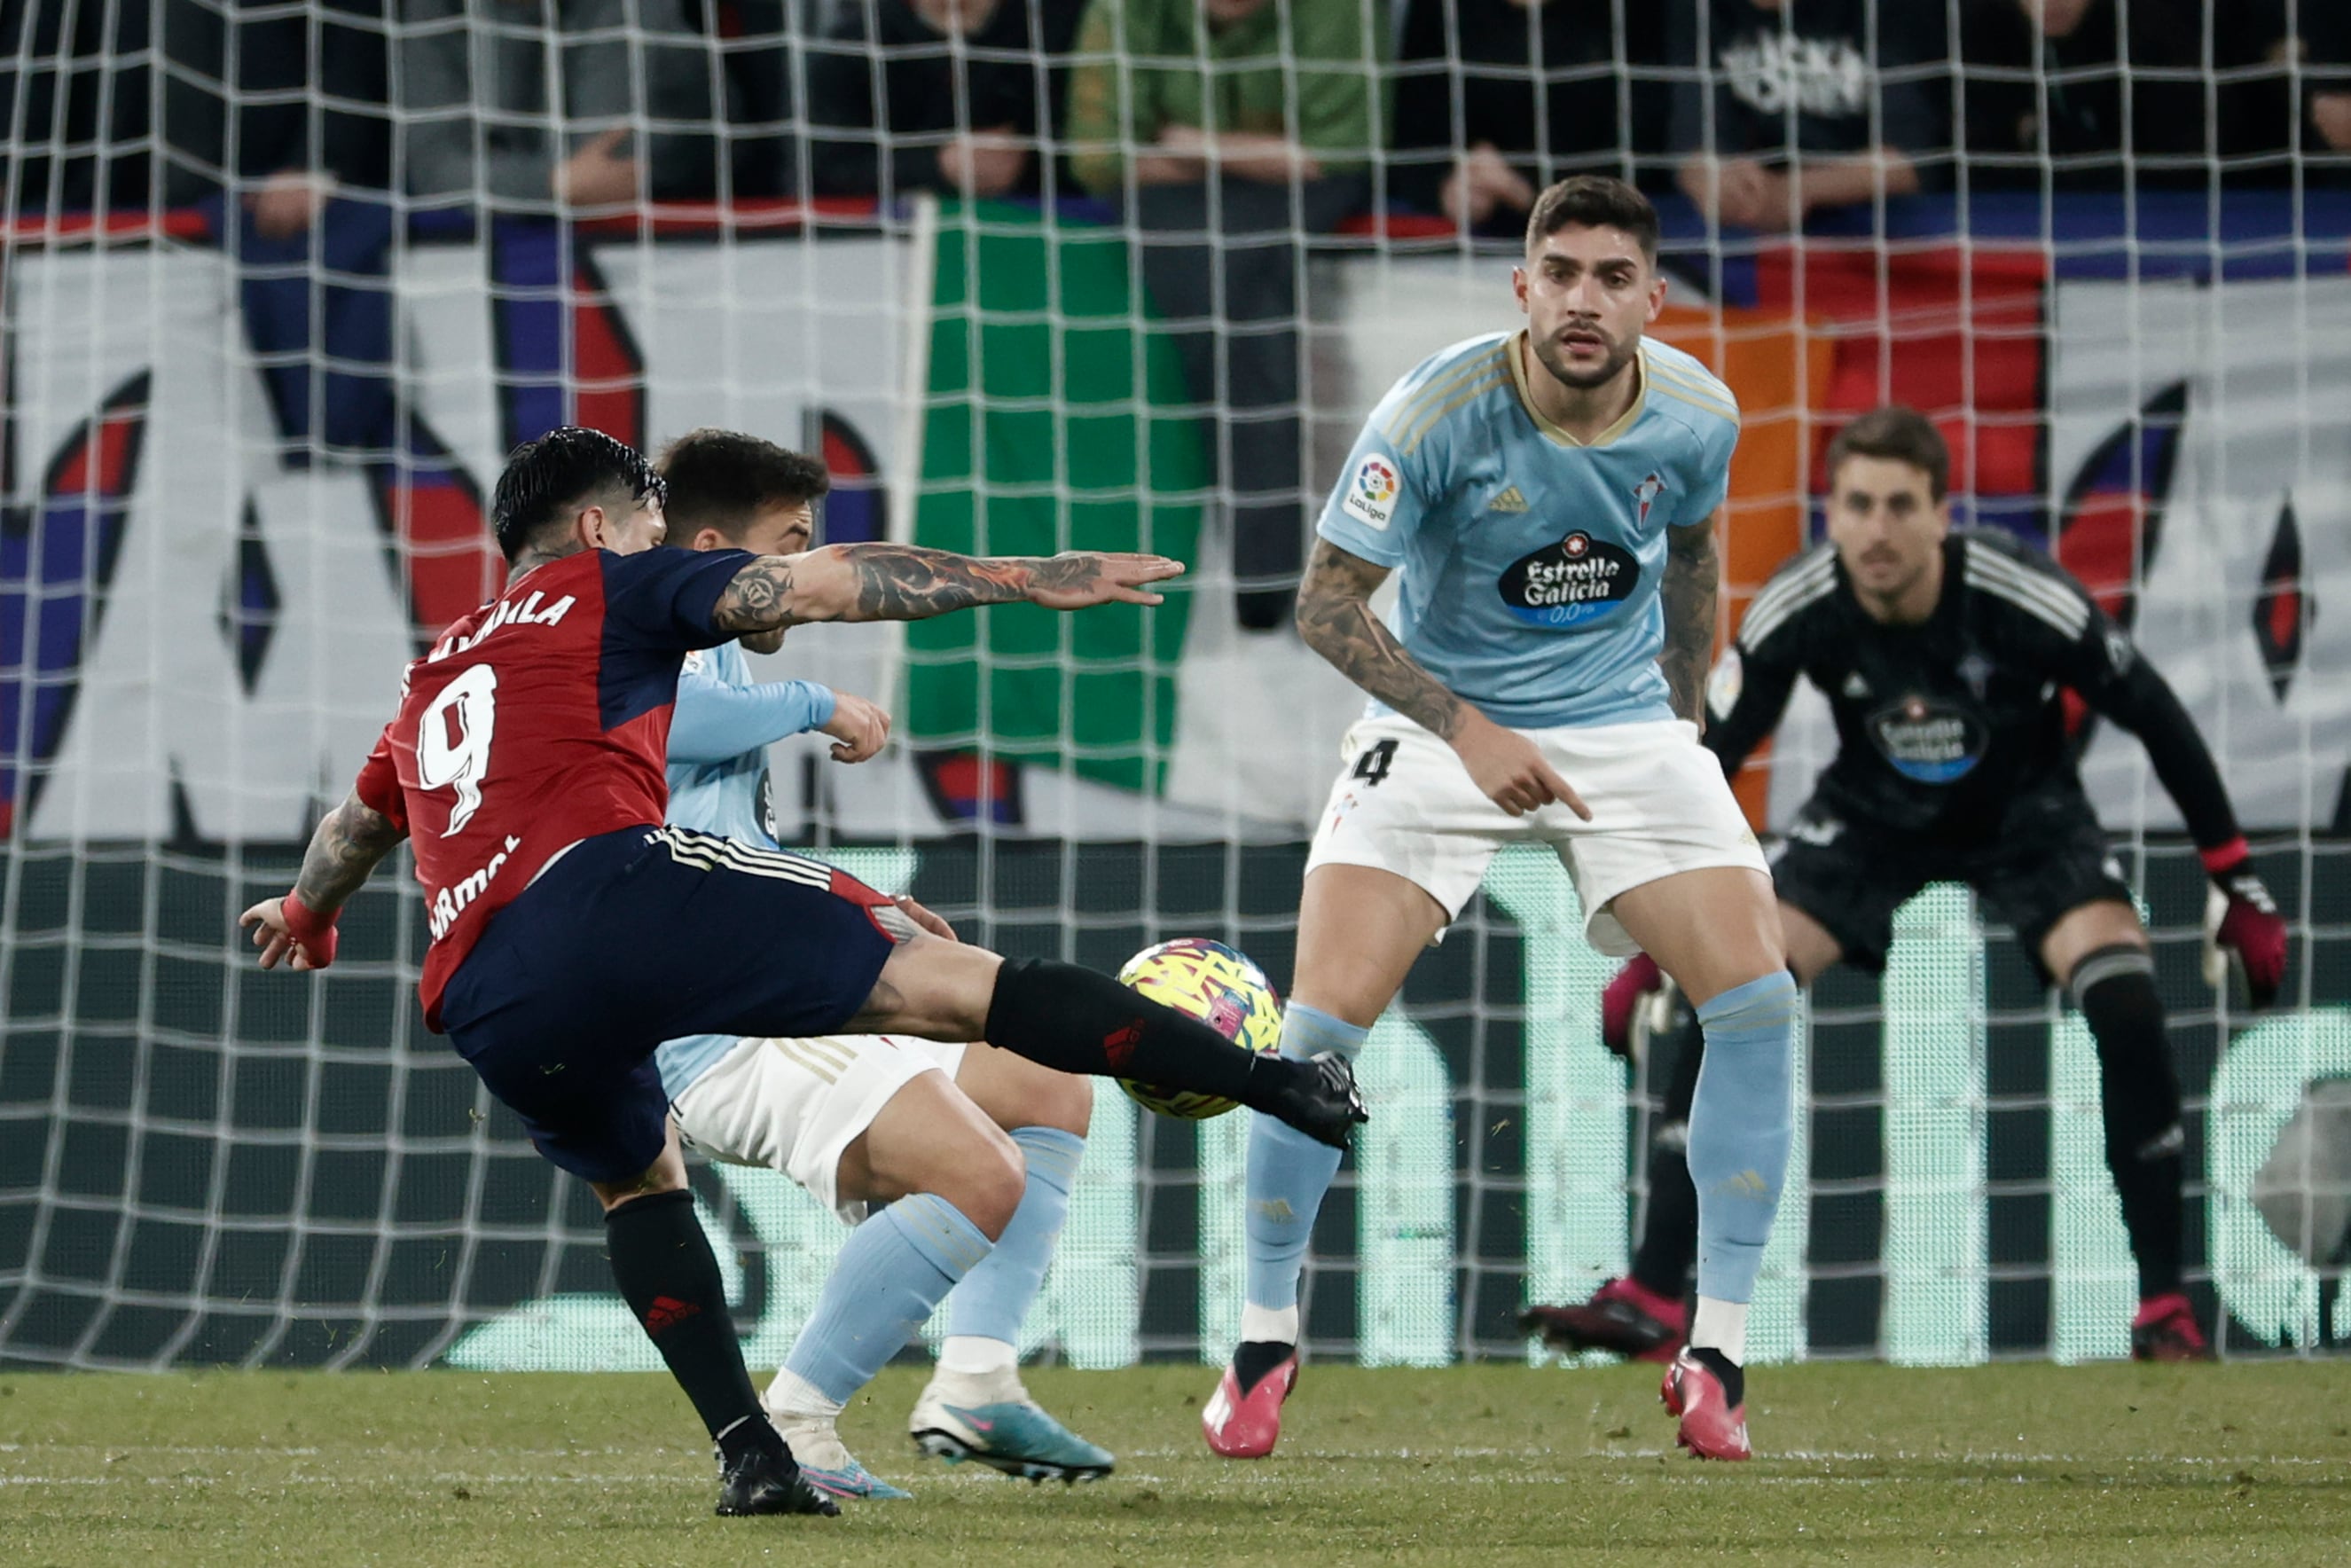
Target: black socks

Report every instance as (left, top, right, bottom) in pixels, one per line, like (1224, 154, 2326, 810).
(2072, 945, 2187, 1298)
(604, 1188, 778, 1461)
(984, 957, 1297, 1108)
(1632, 1002, 1704, 1300)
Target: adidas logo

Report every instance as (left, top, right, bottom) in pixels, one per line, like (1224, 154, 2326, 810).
(1842, 671, 1871, 699)
(1489, 485, 1529, 514)
(643, 1295, 701, 1335)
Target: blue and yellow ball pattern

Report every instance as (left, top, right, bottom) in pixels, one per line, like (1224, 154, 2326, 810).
(1113, 937, 1284, 1119)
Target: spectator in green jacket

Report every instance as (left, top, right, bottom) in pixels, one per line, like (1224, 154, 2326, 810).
(1065, 0, 1386, 631)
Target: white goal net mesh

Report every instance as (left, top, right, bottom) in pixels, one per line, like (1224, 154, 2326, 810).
(2, 0, 2347, 1371)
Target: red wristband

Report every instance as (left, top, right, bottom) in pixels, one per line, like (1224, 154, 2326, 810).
(2199, 838, 2251, 876)
(280, 890, 336, 943)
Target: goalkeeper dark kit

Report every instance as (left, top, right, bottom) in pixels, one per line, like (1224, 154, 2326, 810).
(1709, 528, 2281, 993)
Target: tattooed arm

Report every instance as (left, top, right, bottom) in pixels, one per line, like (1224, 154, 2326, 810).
(1297, 539, 1588, 819)
(1659, 510, 1723, 728)
(1294, 538, 1468, 741)
(239, 792, 407, 970)
(712, 545, 1183, 634)
(292, 793, 407, 912)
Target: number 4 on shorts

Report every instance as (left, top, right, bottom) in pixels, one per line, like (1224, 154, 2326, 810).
(1352, 739, 1399, 787)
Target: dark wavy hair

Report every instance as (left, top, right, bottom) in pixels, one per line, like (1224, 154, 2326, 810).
(490, 426, 666, 562)
(1826, 406, 1951, 502)
(1525, 175, 1659, 262)
(655, 428, 832, 545)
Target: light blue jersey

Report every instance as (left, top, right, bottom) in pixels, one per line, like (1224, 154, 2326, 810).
(657, 639, 835, 1099)
(1317, 331, 1739, 729)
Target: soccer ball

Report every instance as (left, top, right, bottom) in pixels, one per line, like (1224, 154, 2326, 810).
(1113, 937, 1284, 1119)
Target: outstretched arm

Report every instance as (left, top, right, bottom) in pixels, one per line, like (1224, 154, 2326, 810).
(711, 545, 1181, 634)
(239, 792, 406, 970)
(1659, 512, 1723, 728)
(1297, 539, 1588, 819)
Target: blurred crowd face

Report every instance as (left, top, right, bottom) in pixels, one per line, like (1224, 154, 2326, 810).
(912, 0, 1002, 35)
(1201, 0, 1273, 27)
(2025, 0, 2097, 38)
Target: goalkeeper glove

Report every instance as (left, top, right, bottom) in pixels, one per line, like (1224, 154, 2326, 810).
(2200, 842, 2285, 1010)
(279, 891, 341, 971)
(1599, 953, 1675, 1064)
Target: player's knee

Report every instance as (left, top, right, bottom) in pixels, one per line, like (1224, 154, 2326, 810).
(947, 1127, 1025, 1242)
(1030, 1069, 1092, 1138)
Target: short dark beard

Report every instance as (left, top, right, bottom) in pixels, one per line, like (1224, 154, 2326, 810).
(1529, 328, 1636, 394)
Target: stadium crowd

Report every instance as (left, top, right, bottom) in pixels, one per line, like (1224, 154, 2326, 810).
(4, 1, 2345, 623)
(1, 1, 2346, 223)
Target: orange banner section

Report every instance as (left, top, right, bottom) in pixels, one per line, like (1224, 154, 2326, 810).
(1652, 305, 1834, 827)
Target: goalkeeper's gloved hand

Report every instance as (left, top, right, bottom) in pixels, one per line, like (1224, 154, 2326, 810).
(278, 891, 341, 971)
(2202, 842, 2285, 1010)
(1600, 953, 1670, 1063)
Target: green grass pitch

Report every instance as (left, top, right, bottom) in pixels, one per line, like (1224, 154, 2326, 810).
(4, 1362, 2349, 1565)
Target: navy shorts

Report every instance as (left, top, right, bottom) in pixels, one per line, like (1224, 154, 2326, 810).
(1770, 789, 2134, 984)
(438, 825, 911, 1182)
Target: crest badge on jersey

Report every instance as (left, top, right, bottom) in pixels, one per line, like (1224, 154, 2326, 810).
(1633, 472, 1668, 525)
(1343, 454, 1400, 530)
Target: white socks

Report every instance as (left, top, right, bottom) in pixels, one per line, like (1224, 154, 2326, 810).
(764, 1367, 842, 1422)
(937, 1335, 1018, 1376)
(1241, 1302, 1301, 1345)
(1690, 1297, 1749, 1365)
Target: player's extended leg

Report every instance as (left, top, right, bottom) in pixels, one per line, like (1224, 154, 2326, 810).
(1527, 904, 1839, 1360)
(2041, 900, 2211, 1360)
(1609, 866, 1797, 1461)
(908, 1046, 1116, 1481)
(1205, 863, 1449, 1460)
(849, 933, 1364, 1149)
(591, 1128, 838, 1518)
(758, 1068, 1024, 1501)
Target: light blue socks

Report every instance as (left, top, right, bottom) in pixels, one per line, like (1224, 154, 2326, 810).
(1686, 969, 1799, 1336)
(780, 1191, 992, 1405)
(1243, 1003, 1368, 1330)
(944, 1125, 1083, 1349)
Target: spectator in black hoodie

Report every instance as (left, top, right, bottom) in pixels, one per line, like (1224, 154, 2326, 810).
(1390, 0, 1665, 236)
(1956, 0, 2294, 190)
(804, 0, 1083, 200)
(1669, 0, 1946, 231)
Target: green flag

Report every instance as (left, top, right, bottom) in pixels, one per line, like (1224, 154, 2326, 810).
(904, 201, 1205, 797)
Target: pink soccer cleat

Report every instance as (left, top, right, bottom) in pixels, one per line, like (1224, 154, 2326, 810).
(1661, 1349, 1751, 1461)
(1520, 1276, 1688, 1363)
(2131, 1292, 2215, 1361)
(1201, 1352, 1298, 1459)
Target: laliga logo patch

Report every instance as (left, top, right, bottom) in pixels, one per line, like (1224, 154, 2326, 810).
(1498, 529, 1640, 629)
(1342, 454, 1400, 530)
(1633, 472, 1668, 526)
(1869, 694, 1988, 783)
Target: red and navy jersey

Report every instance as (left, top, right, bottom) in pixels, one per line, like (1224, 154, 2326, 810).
(353, 546, 754, 1029)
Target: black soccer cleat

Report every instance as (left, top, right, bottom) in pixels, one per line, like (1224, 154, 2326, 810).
(1259, 1051, 1368, 1149)
(716, 1446, 841, 1517)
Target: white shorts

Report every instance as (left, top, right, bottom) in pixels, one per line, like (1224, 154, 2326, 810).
(1305, 712, 1767, 956)
(670, 1035, 967, 1224)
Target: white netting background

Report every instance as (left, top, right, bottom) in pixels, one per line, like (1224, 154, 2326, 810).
(1, 1, 2347, 1369)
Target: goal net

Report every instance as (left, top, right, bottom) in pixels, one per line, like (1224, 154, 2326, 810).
(2, 1, 2347, 1372)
